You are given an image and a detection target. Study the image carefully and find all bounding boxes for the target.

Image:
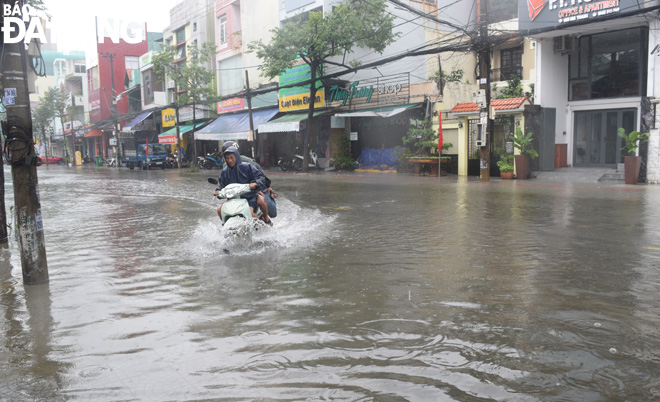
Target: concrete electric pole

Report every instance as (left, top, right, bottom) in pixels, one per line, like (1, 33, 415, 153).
(478, 0, 492, 183)
(1, 10, 49, 283)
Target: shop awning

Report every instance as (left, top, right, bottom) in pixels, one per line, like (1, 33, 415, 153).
(121, 110, 154, 132)
(158, 122, 207, 144)
(258, 111, 327, 133)
(333, 103, 420, 118)
(195, 107, 279, 141)
(84, 128, 104, 138)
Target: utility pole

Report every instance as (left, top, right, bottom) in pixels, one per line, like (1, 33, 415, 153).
(245, 70, 255, 159)
(478, 0, 492, 182)
(100, 53, 120, 167)
(1, 13, 49, 282)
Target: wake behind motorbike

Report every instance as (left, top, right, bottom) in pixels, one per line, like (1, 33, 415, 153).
(208, 178, 267, 245)
(278, 149, 318, 171)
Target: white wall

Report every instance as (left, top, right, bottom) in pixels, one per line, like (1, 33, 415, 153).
(536, 37, 570, 160)
(646, 18, 660, 183)
(241, 0, 280, 88)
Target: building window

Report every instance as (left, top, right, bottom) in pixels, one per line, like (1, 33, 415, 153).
(219, 14, 227, 45)
(176, 45, 186, 60)
(193, 22, 197, 32)
(569, 27, 647, 101)
(74, 64, 86, 73)
(500, 46, 522, 81)
(488, 0, 518, 23)
(125, 56, 139, 70)
(176, 28, 185, 44)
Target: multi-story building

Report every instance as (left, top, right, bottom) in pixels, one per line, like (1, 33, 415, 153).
(159, 0, 216, 156)
(54, 54, 88, 161)
(87, 18, 149, 159)
(521, 0, 659, 181)
(194, 0, 280, 163)
(29, 49, 86, 159)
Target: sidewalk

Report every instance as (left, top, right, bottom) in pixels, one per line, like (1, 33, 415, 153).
(262, 165, 656, 189)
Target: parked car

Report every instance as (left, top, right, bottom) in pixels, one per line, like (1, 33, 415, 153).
(40, 155, 64, 164)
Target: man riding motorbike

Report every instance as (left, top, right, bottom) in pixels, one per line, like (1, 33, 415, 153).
(214, 146, 272, 226)
(221, 141, 277, 219)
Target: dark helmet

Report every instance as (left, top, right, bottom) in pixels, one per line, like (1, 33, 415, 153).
(222, 141, 239, 153)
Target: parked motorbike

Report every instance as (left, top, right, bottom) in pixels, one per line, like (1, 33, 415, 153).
(198, 152, 224, 169)
(105, 157, 117, 167)
(278, 149, 319, 172)
(165, 153, 176, 168)
(208, 178, 268, 245)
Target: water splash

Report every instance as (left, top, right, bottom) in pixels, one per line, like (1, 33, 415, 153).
(185, 197, 335, 259)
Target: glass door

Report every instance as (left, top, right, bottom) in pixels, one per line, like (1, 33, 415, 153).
(574, 109, 636, 167)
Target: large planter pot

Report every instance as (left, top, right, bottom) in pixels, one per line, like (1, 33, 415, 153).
(407, 158, 439, 177)
(500, 170, 514, 180)
(624, 155, 642, 184)
(514, 155, 530, 180)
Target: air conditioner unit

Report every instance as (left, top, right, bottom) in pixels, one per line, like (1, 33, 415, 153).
(167, 80, 176, 89)
(554, 35, 576, 54)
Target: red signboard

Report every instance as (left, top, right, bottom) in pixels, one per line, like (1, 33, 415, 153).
(217, 97, 245, 114)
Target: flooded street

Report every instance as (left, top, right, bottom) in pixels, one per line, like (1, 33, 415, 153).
(2, 166, 660, 401)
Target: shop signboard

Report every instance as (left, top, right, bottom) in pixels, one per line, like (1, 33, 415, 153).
(179, 105, 209, 122)
(327, 73, 410, 109)
(278, 58, 325, 112)
(518, 0, 654, 31)
(217, 97, 245, 114)
(162, 108, 175, 128)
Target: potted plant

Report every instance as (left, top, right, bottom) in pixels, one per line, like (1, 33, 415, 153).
(511, 127, 538, 180)
(618, 128, 649, 184)
(397, 119, 452, 176)
(496, 154, 514, 179)
(333, 135, 356, 171)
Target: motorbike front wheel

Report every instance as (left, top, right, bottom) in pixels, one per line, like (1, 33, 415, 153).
(279, 160, 288, 172)
(294, 158, 303, 171)
(197, 159, 205, 169)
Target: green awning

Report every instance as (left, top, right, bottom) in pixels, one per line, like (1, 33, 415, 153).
(158, 122, 207, 144)
(258, 111, 326, 133)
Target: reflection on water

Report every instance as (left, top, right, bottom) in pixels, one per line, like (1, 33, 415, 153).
(1, 166, 660, 400)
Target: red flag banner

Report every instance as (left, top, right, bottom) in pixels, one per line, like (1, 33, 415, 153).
(437, 111, 443, 154)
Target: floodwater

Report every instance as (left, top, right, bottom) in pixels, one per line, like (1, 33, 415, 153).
(2, 165, 660, 401)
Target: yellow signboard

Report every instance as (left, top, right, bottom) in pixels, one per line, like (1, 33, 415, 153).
(162, 108, 175, 128)
(279, 91, 325, 113)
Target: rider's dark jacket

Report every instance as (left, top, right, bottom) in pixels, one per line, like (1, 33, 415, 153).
(216, 147, 265, 202)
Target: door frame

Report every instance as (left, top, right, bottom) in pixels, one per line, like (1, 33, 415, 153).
(573, 108, 637, 167)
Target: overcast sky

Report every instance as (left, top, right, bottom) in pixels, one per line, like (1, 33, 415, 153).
(44, 0, 181, 59)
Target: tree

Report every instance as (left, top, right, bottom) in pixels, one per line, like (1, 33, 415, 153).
(249, 0, 398, 171)
(32, 101, 53, 164)
(40, 86, 71, 163)
(152, 42, 217, 168)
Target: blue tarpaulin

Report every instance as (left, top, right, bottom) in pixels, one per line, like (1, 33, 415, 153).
(357, 148, 400, 167)
(122, 110, 154, 131)
(195, 108, 279, 141)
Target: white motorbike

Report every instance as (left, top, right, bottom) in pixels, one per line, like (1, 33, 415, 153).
(278, 149, 318, 171)
(208, 178, 266, 245)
